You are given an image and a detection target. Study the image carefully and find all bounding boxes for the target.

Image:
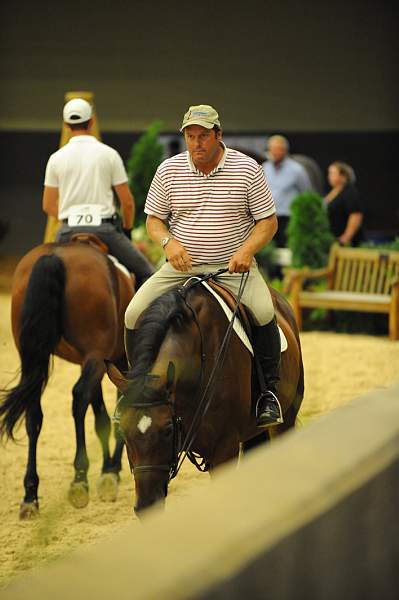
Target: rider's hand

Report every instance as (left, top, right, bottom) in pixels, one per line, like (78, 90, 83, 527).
(123, 227, 132, 240)
(228, 249, 253, 273)
(165, 239, 193, 272)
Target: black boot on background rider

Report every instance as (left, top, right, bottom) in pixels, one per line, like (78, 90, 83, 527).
(253, 316, 283, 428)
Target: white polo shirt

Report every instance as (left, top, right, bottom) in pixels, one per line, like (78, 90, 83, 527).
(44, 135, 128, 220)
(145, 145, 276, 264)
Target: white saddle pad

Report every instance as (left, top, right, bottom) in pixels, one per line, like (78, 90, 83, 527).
(108, 255, 130, 279)
(201, 281, 288, 355)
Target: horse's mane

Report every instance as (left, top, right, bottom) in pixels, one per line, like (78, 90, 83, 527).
(129, 288, 188, 379)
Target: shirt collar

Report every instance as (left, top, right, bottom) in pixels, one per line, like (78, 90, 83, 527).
(69, 135, 96, 143)
(187, 142, 227, 176)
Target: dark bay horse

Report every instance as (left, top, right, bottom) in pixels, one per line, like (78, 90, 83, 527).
(106, 276, 304, 515)
(0, 239, 134, 519)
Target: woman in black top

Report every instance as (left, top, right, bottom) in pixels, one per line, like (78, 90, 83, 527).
(325, 161, 364, 246)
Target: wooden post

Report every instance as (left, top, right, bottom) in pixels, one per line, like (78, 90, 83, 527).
(43, 91, 101, 243)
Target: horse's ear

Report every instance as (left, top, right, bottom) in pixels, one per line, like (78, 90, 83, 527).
(105, 360, 129, 393)
(166, 361, 175, 392)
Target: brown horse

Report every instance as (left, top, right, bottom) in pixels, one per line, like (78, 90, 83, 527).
(106, 273, 304, 516)
(0, 239, 134, 519)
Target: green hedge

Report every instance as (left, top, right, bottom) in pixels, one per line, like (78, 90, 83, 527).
(127, 121, 164, 226)
(287, 192, 334, 269)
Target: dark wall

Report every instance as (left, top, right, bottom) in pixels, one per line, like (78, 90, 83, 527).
(286, 131, 399, 235)
(1, 1, 398, 132)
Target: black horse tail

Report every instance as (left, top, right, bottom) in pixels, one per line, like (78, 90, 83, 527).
(0, 254, 66, 441)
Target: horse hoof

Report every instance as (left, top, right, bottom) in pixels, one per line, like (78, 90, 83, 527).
(97, 472, 119, 502)
(19, 501, 39, 520)
(68, 482, 89, 508)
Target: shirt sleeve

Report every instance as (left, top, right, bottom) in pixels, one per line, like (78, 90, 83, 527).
(345, 185, 363, 214)
(247, 165, 276, 220)
(44, 155, 58, 187)
(297, 165, 312, 193)
(111, 151, 128, 186)
(144, 168, 170, 219)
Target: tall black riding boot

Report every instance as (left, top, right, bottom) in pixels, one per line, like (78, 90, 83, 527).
(253, 317, 283, 428)
(124, 327, 137, 369)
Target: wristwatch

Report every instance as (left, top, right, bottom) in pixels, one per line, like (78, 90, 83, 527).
(160, 236, 173, 249)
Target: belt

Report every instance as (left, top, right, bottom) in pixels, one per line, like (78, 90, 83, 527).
(63, 215, 116, 224)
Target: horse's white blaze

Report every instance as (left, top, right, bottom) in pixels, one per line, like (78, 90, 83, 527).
(137, 415, 152, 434)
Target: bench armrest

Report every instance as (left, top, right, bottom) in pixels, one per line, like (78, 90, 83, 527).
(283, 266, 332, 294)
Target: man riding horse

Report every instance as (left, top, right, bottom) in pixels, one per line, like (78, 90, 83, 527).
(124, 104, 283, 427)
(42, 97, 153, 288)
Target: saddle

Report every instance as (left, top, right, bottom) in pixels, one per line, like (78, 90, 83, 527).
(70, 233, 109, 254)
(204, 278, 287, 353)
(70, 233, 135, 286)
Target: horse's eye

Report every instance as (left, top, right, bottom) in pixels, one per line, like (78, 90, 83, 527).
(163, 423, 174, 440)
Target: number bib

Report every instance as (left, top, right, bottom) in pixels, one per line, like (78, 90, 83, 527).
(67, 204, 102, 227)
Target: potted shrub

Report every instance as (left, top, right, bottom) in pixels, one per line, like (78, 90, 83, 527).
(126, 121, 164, 227)
(287, 192, 334, 269)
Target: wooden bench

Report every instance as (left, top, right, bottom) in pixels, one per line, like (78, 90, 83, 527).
(285, 244, 399, 340)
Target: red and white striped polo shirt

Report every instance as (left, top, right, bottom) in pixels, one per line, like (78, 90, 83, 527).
(144, 144, 276, 264)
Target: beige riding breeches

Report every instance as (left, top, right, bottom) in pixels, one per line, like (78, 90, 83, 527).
(125, 260, 275, 330)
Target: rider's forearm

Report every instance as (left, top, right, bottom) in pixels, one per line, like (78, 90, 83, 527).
(121, 202, 134, 230)
(240, 215, 278, 256)
(146, 215, 170, 245)
(339, 212, 363, 244)
(114, 183, 135, 229)
(42, 187, 59, 218)
(44, 202, 59, 219)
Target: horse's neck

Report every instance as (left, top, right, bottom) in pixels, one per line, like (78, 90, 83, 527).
(153, 331, 200, 380)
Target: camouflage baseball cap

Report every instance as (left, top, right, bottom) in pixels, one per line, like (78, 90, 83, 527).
(180, 104, 221, 131)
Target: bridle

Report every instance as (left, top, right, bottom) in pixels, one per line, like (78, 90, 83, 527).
(114, 268, 249, 482)
(126, 397, 183, 480)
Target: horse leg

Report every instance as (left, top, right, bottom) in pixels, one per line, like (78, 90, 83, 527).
(68, 357, 103, 508)
(92, 384, 120, 502)
(108, 359, 128, 478)
(242, 431, 270, 454)
(19, 396, 43, 519)
(110, 409, 125, 475)
(100, 390, 126, 501)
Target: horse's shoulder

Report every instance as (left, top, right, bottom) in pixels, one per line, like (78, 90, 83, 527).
(187, 284, 217, 312)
